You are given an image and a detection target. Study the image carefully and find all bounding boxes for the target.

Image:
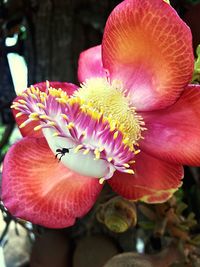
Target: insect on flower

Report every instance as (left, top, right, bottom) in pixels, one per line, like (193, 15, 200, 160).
(1, 0, 200, 228)
(55, 147, 73, 162)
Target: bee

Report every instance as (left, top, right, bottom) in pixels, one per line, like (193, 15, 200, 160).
(55, 147, 73, 161)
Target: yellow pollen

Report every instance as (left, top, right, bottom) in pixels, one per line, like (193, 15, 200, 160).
(30, 85, 36, 93)
(29, 93, 37, 100)
(20, 93, 28, 97)
(47, 122, 56, 127)
(19, 122, 27, 128)
(74, 145, 83, 153)
(81, 131, 86, 137)
(94, 148, 100, 159)
(83, 148, 90, 155)
(99, 178, 105, 184)
(113, 131, 119, 139)
(18, 99, 27, 105)
(52, 132, 59, 137)
(74, 78, 144, 147)
(67, 122, 75, 129)
(108, 157, 113, 162)
(134, 149, 141, 155)
(29, 113, 39, 120)
(37, 103, 45, 109)
(125, 169, 135, 175)
(11, 106, 20, 110)
(163, 0, 170, 4)
(34, 125, 43, 131)
(27, 88, 32, 95)
(61, 114, 68, 120)
(40, 115, 51, 120)
(123, 163, 130, 168)
(16, 112, 23, 118)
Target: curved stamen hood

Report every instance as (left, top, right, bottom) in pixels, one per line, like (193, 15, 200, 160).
(12, 79, 145, 182)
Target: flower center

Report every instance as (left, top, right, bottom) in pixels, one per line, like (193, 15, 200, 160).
(74, 78, 143, 147)
(12, 79, 145, 183)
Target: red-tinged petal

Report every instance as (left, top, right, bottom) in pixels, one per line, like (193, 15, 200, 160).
(108, 151, 183, 203)
(1, 137, 102, 228)
(78, 45, 107, 83)
(13, 81, 78, 138)
(102, 0, 194, 111)
(140, 84, 200, 166)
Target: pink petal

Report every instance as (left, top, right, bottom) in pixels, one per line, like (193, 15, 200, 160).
(14, 82, 78, 138)
(140, 84, 200, 166)
(78, 45, 107, 83)
(108, 151, 183, 203)
(1, 137, 102, 228)
(102, 0, 194, 111)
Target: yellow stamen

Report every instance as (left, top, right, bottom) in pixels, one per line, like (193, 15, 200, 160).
(29, 93, 37, 100)
(61, 114, 68, 120)
(99, 178, 105, 184)
(19, 122, 27, 128)
(37, 103, 45, 109)
(134, 149, 141, 155)
(29, 113, 39, 120)
(83, 148, 90, 155)
(34, 125, 43, 131)
(125, 169, 135, 175)
(16, 112, 23, 118)
(113, 131, 119, 139)
(74, 145, 83, 153)
(67, 122, 75, 129)
(94, 148, 100, 159)
(108, 157, 113, 162)
(47, 122, 56, 127)
(21, 93, 28, 97)
(128, 160, 136, 164)
(123, 163, 130, 168)
(30, 86, 36, 93)
(52, 132, 59, 137)
(18, 99, 27, 104)
(40, 115, 51, 120)
(163, 0, 170, 4)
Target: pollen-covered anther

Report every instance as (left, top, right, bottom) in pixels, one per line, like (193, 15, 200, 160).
(108, 157, 113, 163)
(34, 125, 43, 131)
(16, 112, 23, 118)
(99, 178, 106, 185)
(113, 131, 119, 139)
(74, 145, 84, 153)
(39, 115, 52, 121)
(61, 114, 69, 121)
(67, 122, 75, 129)
(125, 169, 135, 175)
(83, 148, 90, 155)
(94, 148, 101, 160)
(37, 103, 45, 109)
(18, 99, 27, 105)
(47, 121, 56, 127)
(123, 163, 130, 168)
(134, 149, 141, 155)
(52, 132, 59, 137)
(29, 113, 39, 120)
(128, 160, 136, 164)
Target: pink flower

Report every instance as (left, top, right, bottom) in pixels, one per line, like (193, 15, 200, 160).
(1, 0, 200, 228)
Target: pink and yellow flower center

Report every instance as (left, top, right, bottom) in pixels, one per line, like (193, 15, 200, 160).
(12, 78, 146, 183)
